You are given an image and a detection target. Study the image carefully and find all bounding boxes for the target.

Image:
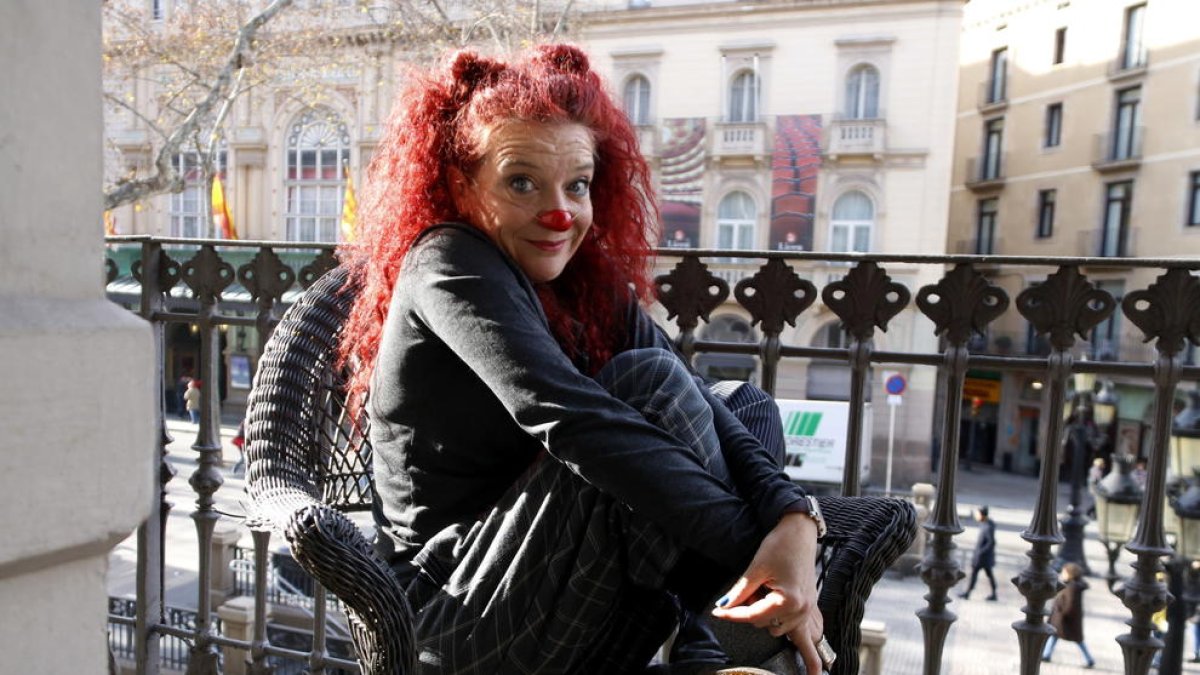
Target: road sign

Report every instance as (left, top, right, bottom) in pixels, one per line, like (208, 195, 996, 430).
(885, 373, 907, 396)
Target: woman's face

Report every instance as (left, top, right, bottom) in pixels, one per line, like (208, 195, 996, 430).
(450, 120, 595, 284)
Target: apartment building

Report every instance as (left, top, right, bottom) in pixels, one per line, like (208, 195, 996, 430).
(581, 0, 964, 488)
(949, 0, 1200, 475)
(105, 0, 965, 489)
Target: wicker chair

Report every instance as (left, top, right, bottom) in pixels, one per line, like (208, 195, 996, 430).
(245, 266, 919, 675)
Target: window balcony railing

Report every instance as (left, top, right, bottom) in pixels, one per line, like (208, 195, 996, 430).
(635, 124, 659, 159)
(964, 154, 1006, 191)
(823, 117, 887, 159)
(1079, 226, 1139, 260)
(955, 236, 1006, 257)
(977, 80, 1008, 111)
(1109, 51, 1149, 81)
(102, 236, 1200, 675)
(1093, 128, 1144, 172)
(712, 119, 769, 159)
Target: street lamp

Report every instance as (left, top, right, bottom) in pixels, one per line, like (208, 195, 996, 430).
(1158, 402, 1200, 675)
(1094, 453, 1144, 591)
(1057, 374, 1116, 573)
(1170, 390, 1200, 484)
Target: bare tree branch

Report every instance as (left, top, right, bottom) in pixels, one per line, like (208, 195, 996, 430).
(104, 0, 295, 210)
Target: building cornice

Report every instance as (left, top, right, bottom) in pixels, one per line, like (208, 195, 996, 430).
(583, 0, 964, 29)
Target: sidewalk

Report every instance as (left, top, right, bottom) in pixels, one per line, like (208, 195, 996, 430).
(865, 467, 1200, 674)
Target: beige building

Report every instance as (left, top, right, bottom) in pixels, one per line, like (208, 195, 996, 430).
(106, 0, 966, 489)
(949, 0, 1200, 475)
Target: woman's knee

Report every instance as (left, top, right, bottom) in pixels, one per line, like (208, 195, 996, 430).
(713, 381, 786, 465)
(596, 348, 697, 402)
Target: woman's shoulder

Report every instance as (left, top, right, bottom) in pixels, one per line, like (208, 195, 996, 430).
(407, 222, 514, 274)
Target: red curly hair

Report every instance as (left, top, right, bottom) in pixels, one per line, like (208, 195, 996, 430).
(339, 44, 658, 406)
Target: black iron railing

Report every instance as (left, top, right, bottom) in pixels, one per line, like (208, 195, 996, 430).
(104, 235, 1200, 675)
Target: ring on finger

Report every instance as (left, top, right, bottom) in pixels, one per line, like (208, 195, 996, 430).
(815, 635, 837, 669)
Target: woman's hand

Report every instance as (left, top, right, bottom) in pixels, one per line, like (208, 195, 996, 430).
(710, 512, 825, 674)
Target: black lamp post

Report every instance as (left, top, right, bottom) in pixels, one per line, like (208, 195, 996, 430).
(1094, 452, 1144, 592)
(1057, 375, 1117, 573)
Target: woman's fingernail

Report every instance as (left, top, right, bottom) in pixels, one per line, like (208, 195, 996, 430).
(715, 596, 730, 608)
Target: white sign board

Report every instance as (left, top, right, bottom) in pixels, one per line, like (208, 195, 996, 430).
(777, 399, 872, 485)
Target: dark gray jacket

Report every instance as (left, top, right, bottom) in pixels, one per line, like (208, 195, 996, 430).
(368, 223, 804, 576)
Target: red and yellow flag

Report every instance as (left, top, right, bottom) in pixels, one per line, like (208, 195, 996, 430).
(212, 174, 238, 240)
(103, 210, 116, 236)
(341, 164, 358, 242)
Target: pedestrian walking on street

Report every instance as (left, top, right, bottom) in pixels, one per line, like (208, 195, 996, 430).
(230, 420, 246, 476)
(1042, 563, 1095, 668)
(183, 378, 201, 425)
(958, 505, 997, 601)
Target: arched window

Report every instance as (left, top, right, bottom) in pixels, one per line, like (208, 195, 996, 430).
(285, 107, 351, 242)
(728, 70, 759, 123)
(623, 75, 651, 125)
(830, 190, 874, 253)
(844, 64, 880, 119)
(717, 191, 756, 251)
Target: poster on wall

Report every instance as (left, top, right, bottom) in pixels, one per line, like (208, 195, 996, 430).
(230, 354, 252, 390)
(658, 118, 707, 248)
(769, 115, 822, 251)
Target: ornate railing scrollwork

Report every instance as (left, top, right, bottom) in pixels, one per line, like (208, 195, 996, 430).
(914, 263, 1008, 675)
(656, 256, 730, 362)
(1012, 265, 1115, 674)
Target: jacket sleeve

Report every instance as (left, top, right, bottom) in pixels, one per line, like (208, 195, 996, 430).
(403, 228, 767, 570)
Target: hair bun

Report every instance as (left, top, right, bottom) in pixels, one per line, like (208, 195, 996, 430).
(449, 50, 504, 98)
(536, 44, 590, 76)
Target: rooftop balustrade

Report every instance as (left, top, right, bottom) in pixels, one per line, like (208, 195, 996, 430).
(103, 236, 1200, 674)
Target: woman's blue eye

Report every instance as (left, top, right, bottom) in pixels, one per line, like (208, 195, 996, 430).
(567, 178, 591, 196)
(509, 176, 534, 193)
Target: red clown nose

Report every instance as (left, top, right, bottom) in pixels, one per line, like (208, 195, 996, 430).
(536, 210, 574, 232)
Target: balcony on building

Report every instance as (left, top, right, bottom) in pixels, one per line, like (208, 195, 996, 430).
(711, 118, 770, 162)
(96, 235, 1200, 675)
(954, 237, 1005, 272)
(823, 114, 887, 160)
(1092, 128, 1143, 173)
(964, 154, 1006, 192)
(1107, 49, 1149, 84)
(977, 79, 1008, 114)
(1078, 226, 1138, 262)
(635, 124, 660, 160)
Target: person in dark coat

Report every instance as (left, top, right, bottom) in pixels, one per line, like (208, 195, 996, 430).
(958, 505, 998, 600)
(1042, 562, 1095, 667)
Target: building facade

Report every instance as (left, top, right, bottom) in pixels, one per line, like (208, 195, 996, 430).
(105, 0, 966, 489)
(949, 0, 1200, 475)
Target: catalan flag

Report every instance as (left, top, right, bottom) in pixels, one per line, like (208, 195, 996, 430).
(212, 174, 238, 240)
(103, 210, 116, 236)
(341, 164, 358, 242)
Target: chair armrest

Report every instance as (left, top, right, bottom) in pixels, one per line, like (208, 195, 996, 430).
(817, 496, 918, 675)
(284, 503, 416, 675)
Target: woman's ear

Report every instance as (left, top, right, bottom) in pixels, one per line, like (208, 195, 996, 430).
(447, 166, 471, 215)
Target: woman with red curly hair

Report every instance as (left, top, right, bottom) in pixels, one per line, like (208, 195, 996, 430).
(340, 44, 826, 674)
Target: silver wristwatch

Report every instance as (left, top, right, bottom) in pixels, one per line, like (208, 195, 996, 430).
(795, 495, 827, 540)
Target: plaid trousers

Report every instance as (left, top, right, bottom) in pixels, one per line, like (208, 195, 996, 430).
(406, 348, 781, 674)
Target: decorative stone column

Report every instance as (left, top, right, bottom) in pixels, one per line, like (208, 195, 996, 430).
(0, 2, 155, 673)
